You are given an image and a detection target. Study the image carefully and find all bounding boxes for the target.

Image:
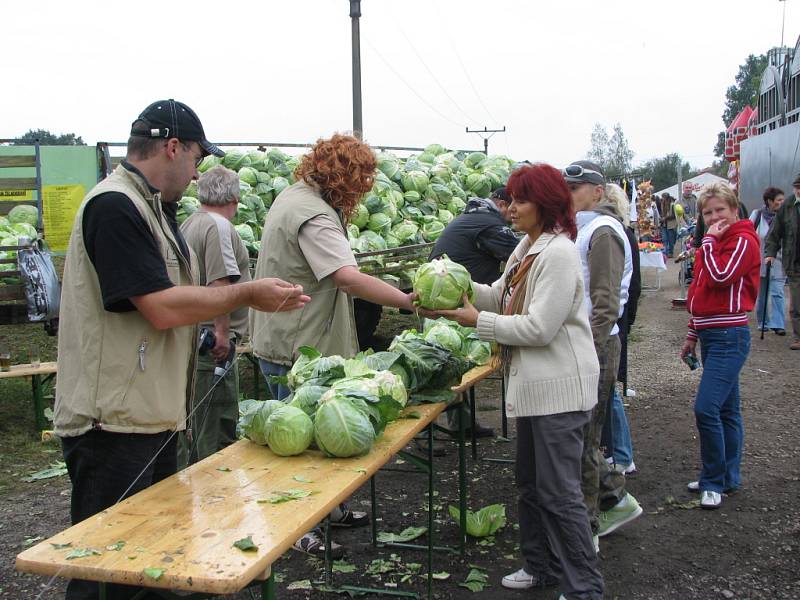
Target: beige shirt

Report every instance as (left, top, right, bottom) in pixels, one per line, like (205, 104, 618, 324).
(181, 210, 251, 338)
(298, 214, 357, 281)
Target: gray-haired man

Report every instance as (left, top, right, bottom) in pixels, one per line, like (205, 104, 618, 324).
(180, 165, 252, 463)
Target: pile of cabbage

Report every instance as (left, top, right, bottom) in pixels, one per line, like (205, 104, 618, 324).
(0, 206, 40, 284)
(178, 144, 518, 268)
(237, 318, 492, 459)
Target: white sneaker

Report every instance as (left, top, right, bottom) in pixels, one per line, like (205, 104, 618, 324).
(613, 461, 637, 475)
(687, 480, 700, 492)
(501, 567, 557, 590)
(700, 490, 722, 509)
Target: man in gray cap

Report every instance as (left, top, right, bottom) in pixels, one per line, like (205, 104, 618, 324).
(765, 172, 800, 350)
(563, 160, 642, 550)
(54, 99, 309, 600)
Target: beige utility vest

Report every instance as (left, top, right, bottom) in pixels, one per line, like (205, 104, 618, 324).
(53, 165, 198, 438)
(250, 181, 358, 365)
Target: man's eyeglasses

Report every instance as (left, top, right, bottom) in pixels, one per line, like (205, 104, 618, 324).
(563, 165, 603, 179)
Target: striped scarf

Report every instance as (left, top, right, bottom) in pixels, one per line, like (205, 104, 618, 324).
(499, 253, 538, 373)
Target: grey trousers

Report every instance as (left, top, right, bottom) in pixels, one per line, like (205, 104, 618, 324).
(516, 411, 604, 600)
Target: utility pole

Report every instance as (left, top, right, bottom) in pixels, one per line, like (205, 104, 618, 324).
(779, 0, 787, 49)
(350, 0, 363, 139)
(466, 126, 506, 155)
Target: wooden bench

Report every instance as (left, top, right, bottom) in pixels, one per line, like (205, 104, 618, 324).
(16, 403, 447, 599)
(0, 361, 57, 430)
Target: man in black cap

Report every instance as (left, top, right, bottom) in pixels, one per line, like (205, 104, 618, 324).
(765, 172, 800, 350)
(53, 100, 309, 600)
(430, 187, 520, 437)
(563, 160, 641, 551)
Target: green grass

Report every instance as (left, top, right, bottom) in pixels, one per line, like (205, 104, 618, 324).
(0, 322, 60, 496)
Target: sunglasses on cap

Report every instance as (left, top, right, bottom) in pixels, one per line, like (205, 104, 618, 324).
(563, 165, 603, 179)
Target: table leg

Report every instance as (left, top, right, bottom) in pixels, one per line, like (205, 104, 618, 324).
(458, 394, 467, 557)
(261, 571, 276, 600)
(469, 387, 477, 461)
(324, 516, 333, 585)
(99, 582, 107, 600)
(31, 374, 47, 431)
(426, 422, 433, 600)
(500, 373, 508, 439)
(370, 475, 378, 547)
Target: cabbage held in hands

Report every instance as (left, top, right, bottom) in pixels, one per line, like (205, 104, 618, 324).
(266, 405, 314, 456)
(412, 257, 475, 310)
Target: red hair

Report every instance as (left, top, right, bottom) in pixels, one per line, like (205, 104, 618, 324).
(506, 163, 577, 240)
(295, 134, 377, 221)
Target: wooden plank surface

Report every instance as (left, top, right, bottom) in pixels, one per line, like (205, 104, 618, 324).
(0, 361, 58, 379)
(0, 178, 37, 191)
(16, 403, 445, 594)
(0, 156, 37, 168)
(0, 285, 25, 301)
(450, 357, 500, 393)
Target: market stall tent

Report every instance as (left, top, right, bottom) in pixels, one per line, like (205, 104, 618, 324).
(654, 172, 729, 201)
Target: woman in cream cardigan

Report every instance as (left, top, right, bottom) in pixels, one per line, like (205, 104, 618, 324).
(438, 163, 602, 600)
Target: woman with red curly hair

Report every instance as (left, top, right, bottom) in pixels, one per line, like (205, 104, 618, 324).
(438, 164, 603, 600)
(251, 134, 416, 556)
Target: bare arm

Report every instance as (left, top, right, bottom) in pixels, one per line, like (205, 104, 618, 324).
(330, 266, 414, 311)
(131, 278, 309, 330)
(208, 279, 232, 361)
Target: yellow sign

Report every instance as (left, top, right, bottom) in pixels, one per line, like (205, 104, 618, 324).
(0, 189, 34, 202)
(42, 185, 85, 252)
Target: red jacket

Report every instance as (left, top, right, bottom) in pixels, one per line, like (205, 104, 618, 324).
(686, 219, 761, 340)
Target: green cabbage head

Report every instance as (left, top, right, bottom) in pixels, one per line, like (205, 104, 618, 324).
(424, 323, 464, 354)
(266, 405, 314, 456)
(7, 205, 39, 228)
(242, 399, 287, 445)
(413, 257, 475, 310)
(314, 395, 376, 457)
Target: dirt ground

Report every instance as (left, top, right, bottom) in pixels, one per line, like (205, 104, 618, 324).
(2, 261, 799, 599)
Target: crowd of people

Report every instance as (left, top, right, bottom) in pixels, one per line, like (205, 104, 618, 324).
(50, 98, 800, 600)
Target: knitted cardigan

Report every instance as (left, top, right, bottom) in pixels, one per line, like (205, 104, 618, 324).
(474, 232, 599, 417)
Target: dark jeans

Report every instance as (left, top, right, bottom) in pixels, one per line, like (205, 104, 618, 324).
(664, 227, 677, 256)
(516, 411, 603, 600)
(695, 326, 750, 493)
(258, 359, 290, 400)
(61, 430, 178, 600)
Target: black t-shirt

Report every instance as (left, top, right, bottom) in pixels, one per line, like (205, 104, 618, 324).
(82, 165, 190, 312)
(430, 208, 519, 285)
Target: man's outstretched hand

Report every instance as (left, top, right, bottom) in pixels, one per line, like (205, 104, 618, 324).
(248, 279, 310, 312)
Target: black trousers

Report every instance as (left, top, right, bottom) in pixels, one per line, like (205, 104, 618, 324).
(61, 429, 177, 600)
(516, 411, 604, 600)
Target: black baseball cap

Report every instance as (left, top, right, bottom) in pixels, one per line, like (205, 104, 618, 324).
(793, 173, 800, 187)
(490, 186, 510, 202)
(563, 160, 605, 185)
(130, 99, 224, 158)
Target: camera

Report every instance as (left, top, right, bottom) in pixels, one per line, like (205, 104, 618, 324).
(683, 352, 700, 370)
(198, 328, 217, 356)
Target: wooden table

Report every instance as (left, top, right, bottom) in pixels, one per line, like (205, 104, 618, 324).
(0, 361, 57, 430)
(16, 403, 446, 599)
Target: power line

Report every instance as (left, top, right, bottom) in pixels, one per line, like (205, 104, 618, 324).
(384, 3, 481, 125)
(431, 0, 499, 124)
(363, 34, 464, 128)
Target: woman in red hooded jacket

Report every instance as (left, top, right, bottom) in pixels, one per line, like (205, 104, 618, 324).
(680, 182, 760, 509)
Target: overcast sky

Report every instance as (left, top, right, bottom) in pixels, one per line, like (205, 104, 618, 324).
(4, 0, 797, 169)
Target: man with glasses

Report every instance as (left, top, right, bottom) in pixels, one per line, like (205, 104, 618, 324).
(564, 160, 642, 552)
(53, 100, 309, 600)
